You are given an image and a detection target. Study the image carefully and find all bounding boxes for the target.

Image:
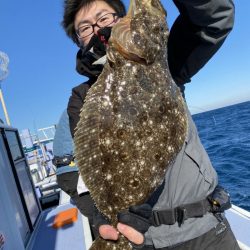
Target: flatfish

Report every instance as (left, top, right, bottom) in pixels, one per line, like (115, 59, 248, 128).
(74, 0, 188, 249)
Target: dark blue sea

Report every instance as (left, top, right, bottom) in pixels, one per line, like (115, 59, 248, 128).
(192, 101, 250, 212)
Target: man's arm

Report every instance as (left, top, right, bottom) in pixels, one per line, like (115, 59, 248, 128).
(168, 0, 235, 86)
(67, 83, 90, 138)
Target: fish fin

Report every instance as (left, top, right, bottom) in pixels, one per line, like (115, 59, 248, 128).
(90, 236, 132, 250)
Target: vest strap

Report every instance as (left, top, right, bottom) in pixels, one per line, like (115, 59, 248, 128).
(151, 199, 211, 227)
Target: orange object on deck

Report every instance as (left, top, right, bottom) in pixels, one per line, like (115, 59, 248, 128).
(52, 208, 78, 229)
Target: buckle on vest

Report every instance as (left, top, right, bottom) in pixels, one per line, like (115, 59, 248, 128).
(176, 207, 187, 226)
(152, 210, 161, 227)
(53, 155, 74, 167)
(151, 209, 176, 227)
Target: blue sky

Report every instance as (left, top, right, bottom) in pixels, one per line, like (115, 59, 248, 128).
(0, 0, 249, 134)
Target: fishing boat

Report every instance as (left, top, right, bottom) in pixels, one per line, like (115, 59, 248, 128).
(0, 123, 249, 250)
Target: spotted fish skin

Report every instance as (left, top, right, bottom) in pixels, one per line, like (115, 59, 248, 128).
(74, 0, 188, 249)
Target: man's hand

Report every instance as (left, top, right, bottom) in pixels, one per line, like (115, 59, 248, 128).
(99, 225, 119, 240)
(117, 223, 144, 245)
(99, 224, 144, 245)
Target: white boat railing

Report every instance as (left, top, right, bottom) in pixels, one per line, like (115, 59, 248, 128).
(226, 205, 250, 250)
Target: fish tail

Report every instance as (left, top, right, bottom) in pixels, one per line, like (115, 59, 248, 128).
(90, 236, 132, 250)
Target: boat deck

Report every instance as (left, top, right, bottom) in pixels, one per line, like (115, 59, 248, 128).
(26, 192, 92, 250)
(26, 194, 250, 250)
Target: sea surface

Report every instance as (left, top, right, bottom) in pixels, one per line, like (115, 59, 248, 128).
(192, 101, 250, 212)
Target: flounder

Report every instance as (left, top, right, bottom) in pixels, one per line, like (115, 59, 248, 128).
(74, 0, 188, 249)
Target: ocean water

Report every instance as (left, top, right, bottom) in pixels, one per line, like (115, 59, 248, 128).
(192, 101, 250, 212)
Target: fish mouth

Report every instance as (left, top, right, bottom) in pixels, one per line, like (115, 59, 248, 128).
(108, 0, 166, 65)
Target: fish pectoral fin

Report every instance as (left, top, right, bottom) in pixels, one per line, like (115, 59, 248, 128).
(110, 17, 154, 65)
(111, 38, 148, 65)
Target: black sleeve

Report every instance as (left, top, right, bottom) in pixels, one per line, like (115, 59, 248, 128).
(67, 83, 90, 138)
(168, 0, 235, 85)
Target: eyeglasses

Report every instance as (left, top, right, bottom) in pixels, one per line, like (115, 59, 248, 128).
(76, 13, 119, 39)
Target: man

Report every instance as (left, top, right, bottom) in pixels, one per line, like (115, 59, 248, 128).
(63, 0, 126, 137)
(62, 0, 239, 249)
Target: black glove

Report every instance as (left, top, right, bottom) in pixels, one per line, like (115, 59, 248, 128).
(117, 181, 165, 234)
(118, 204, 153, 249)
(93, 204, 153, 233)
(92, 205, 110, 234)
(117, 203, 152, 234)
(208, 185, 232, 213)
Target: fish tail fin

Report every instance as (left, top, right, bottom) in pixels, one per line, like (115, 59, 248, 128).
(90, 235, 132, 250)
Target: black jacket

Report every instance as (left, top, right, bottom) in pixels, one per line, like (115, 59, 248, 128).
(67, 78, 97, 137)
(67, 0, 235, 138)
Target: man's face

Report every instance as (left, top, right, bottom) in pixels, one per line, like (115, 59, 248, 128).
(74, 1, 118, 46)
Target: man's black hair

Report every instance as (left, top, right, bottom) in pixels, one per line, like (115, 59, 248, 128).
(62, 0, 126, 45)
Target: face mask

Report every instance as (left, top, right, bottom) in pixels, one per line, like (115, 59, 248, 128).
(81, 27, 112, 58)
(76, 27, 112, 78)
(76, 49, 103, 78)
